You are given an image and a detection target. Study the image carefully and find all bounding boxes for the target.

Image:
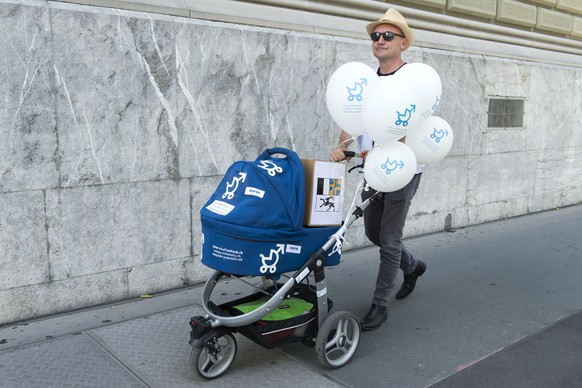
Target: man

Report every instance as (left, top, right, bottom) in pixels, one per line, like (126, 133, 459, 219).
(329, 9, 427, 331)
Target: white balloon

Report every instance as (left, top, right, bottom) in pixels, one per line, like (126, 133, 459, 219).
(361, 75, 424, 144)
(405, 116, 454, 164)
(397, 63, 442, 119)
(325, 62, 378, 137)
(363, 142, 417, 193)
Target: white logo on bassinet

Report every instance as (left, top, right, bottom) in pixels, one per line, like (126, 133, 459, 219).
(257, 160, 283, 176)
(260, 244, 284, 274)
(259, 244, 302, 274)
(222, 172, 247, 200)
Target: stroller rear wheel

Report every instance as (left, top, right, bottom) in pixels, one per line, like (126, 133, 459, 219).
(190, 333, 237, 379)
(315, 311, 361, 368)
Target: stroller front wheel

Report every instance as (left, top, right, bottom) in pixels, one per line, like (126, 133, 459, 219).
(315, 311, 361, 368)
(190, 333, 237, 379)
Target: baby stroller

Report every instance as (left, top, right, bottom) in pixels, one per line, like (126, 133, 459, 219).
(188, 148, 376, 379)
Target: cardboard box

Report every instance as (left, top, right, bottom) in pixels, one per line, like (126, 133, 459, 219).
(301, 159, 346, 226)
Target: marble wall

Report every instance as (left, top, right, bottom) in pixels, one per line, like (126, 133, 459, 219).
(1, 0, 580, 324)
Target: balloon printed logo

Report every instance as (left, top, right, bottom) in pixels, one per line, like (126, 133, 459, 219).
(430, 127, 449, 143)
(395, 104, 417, 127)
(405, 116, 454, 164)
(381, 157, 405, 174)
(347, 78, 368, 101)
(363, 142, 417, 193)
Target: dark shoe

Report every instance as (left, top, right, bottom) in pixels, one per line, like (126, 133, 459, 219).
(360, 304, 388, 331)
(395, 260, 427, 300)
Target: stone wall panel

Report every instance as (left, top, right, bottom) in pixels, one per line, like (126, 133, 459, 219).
(0, 191, 48, 290)
(573, 16, 582, 38)
(447, 0, 497, 18)
(528, 0, 557, 6)
(46, 180, 191, 280)
(401, 0, 446, 9)
(557, 0, 582, 15)
(0, 3, 59, 192)
(536, 8, 572, 35)
(526, 65, 576, 152)
(497, 0, 537, 28)
(0, 270, 128, 324)
(467, 151, 538, 205)
(51, 7, 181, 187)
(433, 53, 487, 157)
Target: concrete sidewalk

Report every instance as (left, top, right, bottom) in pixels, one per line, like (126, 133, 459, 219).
(1, 204, 581, 387)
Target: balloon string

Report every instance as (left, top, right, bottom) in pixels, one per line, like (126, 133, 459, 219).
(334, 135, 356, 151)
(339, 175, 367, 252)
(330, 232, 345, 256)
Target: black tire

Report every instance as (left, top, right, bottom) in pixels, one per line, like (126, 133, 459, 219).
(190, 333, 237, 379)
(315, 311, 361, 368)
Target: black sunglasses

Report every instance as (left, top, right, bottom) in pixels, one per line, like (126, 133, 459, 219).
(370, 31, 406, 42)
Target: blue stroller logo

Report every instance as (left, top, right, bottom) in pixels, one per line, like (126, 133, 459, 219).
(430, 128, 449, 143)
(395, 104, 416, 126)
(346, 78, 368, 101)
(381, 158, 405, 175)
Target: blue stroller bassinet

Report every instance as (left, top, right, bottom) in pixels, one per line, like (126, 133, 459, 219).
(200, 148, 341, 276)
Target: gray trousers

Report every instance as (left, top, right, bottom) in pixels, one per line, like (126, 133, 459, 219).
(361, 173, 422, 307)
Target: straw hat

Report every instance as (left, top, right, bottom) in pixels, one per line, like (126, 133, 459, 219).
(366, 8, 414, 48)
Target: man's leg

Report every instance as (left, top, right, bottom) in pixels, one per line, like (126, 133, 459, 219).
(372, 173, 422, 305)
(362, 188, 383, 247)
(396, 242, 427, 300)
(400, 243, 416, 273)
(360, 175, 422, 330)
(371, 195, 411, 306)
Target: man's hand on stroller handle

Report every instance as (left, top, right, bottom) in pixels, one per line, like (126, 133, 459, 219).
(330, 131, 370, 162)
(343, 150, 368, 159)
(329, 148, 368, 162)
(330, 131, 355, 162)
(330, 147, 350, 162)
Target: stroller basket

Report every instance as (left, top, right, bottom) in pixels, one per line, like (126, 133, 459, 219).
(211, 283, 330, 349)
